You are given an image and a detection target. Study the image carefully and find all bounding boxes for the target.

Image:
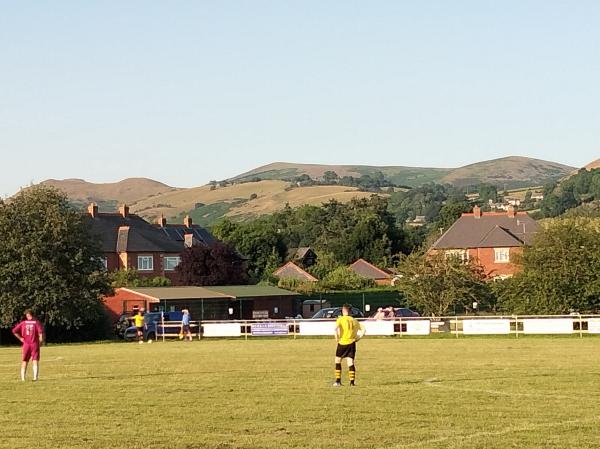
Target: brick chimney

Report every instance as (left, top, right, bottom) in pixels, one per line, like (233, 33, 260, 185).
(507, 205, 516, 218)
(184, 215, 193, 228)
(88, 202, 98, 218)
(473, 205, 482, 219)
(184, 233, 194, 248)
(156, 214, 167, 227)
(119, 204, 129, 218)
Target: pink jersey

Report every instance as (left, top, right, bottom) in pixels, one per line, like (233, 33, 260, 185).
(12, 320, 43, 345)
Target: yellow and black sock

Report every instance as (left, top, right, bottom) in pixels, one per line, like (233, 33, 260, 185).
(335, 363, 342, 382)
(349, 365, 356, 385)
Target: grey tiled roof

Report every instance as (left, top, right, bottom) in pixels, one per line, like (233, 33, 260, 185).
(431, 212, 539, 249)
(87, 214, 182, 253)
(157, 224, 217, 249)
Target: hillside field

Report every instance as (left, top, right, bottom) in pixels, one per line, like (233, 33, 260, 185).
(2, 338, 600, 449)
(130, 180, 378, 223)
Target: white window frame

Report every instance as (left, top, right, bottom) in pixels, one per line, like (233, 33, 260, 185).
(494, 248, 510, 263)
(164, 256, 181, 271)
(102, 257, 108, 271)
(137, 255, 154, 271)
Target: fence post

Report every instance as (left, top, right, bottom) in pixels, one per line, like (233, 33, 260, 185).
(579, 314, 583, 338)
(293, 319, 297, 340)
(161, 313, 165, 343)
(514, 315, 518, 339)
(244, 321, 248, 341)
(454, 317, 459, 338)
(399, 317, 402, 338)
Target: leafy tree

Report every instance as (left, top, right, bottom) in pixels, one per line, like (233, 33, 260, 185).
(212, 218, 285, 283)
(277, 277, 321, 294)
(540, 168, 600, 217)
(433, 201, 471, 234)
(320, 267, 376, 291)
(395, 252, 490, 316)
(0, 185, 111, 332)
(110, 269, 171, 287)
(323, 170, 339, 183)
(495, 217, 600, 314)
(477, 183, 498, 205)
(176, 242, 248, 286)
(307, 252, 341, 280)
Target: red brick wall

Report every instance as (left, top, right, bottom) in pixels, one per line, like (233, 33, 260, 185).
(429, 247, 523, 279)
(105, 253, 121, 271)
(102, 289, 153, 322)
(103, 251, 182, 281)
(471, 247, 522, 278)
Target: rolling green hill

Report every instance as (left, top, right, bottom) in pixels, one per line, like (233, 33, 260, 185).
(233, 156, 573, 189)
(38, 156, 575, 225)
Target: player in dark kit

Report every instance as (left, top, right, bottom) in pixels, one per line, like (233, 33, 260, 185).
(333, 304, 366, 386)
(12, 309, 44, 381)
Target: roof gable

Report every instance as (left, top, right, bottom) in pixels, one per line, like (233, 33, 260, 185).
(478, 226, 524, 247)
(273, 261, 318, 282)
(349, 259, 392, 280)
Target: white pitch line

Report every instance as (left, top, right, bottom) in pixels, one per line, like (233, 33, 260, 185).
(421, 377, 590, 400)
(388, 415, 600, 449)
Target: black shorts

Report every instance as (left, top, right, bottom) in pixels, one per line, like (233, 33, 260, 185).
(182, 324, 190, 332)
(136, 326, 144, 333)
(336, 342, 357, 359)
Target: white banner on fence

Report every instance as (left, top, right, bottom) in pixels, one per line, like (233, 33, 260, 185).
(298, 321, 336, 336)
(250, 322, 289, 336)
(522, 318, 573, 335)
(362, 320, 395, 336)
(587, 318, 600, 334)
(404, 320, 431, 335)
(202, 323, 242, 337)
(463, 319, 511, 335)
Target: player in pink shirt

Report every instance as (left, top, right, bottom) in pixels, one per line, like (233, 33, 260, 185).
(12, 309, 44, 381)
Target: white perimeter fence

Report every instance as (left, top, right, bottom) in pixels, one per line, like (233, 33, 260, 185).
(156, 315, 600, 341)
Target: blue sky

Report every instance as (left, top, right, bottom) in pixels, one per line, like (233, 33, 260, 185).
(1, 1, 599, 196)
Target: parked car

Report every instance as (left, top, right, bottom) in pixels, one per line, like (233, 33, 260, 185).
(114, 313, 133, 339)
(370, 307, 420, 319)
(310, 307, 364, 319)
(123, 311, 184, 341)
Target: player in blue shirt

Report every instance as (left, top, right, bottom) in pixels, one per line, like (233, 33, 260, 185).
(181, 309, 192, 341)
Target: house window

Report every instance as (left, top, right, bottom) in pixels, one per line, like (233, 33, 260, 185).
(494, 248, 510, 263)
(102, 257, 108, 270)
(138, 255, 154, 271)
(164, 256, 181, 271)
(445, 250, 469, 263)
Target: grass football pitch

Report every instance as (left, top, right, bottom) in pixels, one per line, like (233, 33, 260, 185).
(2, 337, 600, 449)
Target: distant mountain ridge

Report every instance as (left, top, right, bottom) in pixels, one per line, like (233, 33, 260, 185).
(40, 178, 177, 209)
(233, 156, 574, 189)
(584, 158, 600, 170)
(36, 155, 576, 225)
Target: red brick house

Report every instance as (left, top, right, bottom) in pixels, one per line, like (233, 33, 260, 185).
(429, 205, 539, 279)
(349, 259, 395, 286)
(273, 261, 318, 282)
(87, 203, 216, 284)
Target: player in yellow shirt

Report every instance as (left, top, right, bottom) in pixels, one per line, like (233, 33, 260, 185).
(333, 304, 366, 387)
(132, 309, 145, 344)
